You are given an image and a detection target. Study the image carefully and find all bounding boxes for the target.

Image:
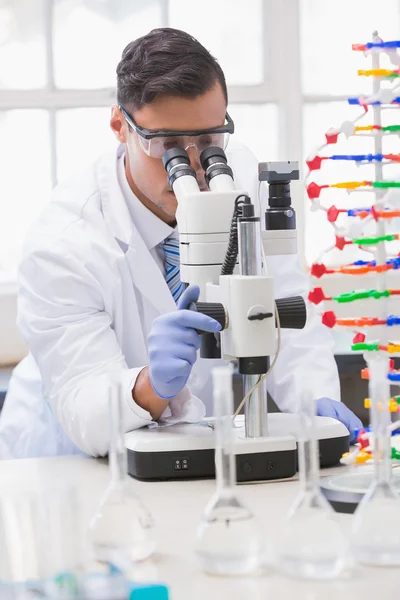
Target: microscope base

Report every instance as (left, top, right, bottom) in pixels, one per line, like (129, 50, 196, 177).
(125, 413, 349, 481)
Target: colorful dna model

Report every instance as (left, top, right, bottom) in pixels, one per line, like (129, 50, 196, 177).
(306, 32, 400, 468)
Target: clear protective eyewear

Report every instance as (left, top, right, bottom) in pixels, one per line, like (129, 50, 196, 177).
(119, 104, 234, 159)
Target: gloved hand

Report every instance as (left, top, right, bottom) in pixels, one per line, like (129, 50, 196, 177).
(317, 397, 362, 443)
(148, 285, 221, 399)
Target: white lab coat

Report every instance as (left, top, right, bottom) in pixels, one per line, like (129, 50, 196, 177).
(0, 142, 340, 459)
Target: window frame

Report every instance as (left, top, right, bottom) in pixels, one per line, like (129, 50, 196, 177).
(0, 0, 385, 280)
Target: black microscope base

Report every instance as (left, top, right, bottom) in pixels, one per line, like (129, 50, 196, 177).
(127, 435, 348, 482)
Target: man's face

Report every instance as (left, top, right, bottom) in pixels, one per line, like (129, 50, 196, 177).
(110, 83, 227, 224)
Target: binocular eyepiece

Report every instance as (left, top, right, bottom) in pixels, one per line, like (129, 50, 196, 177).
(162, 148, 196, 188)
(162, 146, 233, 188)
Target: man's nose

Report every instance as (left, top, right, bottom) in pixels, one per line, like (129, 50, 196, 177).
(186, 145, 207, 191)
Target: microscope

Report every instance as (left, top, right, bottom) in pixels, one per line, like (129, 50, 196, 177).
(125, 148, 349, 481)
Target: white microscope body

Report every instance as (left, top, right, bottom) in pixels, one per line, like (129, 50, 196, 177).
(125, 147, 348, 481)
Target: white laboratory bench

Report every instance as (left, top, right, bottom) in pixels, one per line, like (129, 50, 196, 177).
(0, 456, 397, 600)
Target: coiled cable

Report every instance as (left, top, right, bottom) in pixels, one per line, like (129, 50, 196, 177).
(221, 194, 251, 276)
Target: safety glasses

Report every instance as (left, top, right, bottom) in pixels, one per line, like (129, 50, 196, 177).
(119, 104, 234, 159)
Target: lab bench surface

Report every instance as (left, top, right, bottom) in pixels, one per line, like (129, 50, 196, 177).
(0, 456, 396, 600)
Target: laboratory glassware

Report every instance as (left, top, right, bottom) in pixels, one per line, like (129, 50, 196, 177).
(277, 387, 347, 579)
(195, 365, 263, 575)
(89, 383, 156, 569)
(351, 356, 400, 565)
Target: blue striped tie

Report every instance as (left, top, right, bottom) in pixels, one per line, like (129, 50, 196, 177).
(163, 236, 184, 303)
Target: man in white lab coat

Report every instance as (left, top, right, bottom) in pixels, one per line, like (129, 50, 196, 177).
(0, 28, 361, 459)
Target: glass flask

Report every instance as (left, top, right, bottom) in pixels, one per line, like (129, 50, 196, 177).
(195, 365, 263, 575)
(0, 484, 87, 599)
(351, 356, 400, 566)
(89, 383, 156, 569)
(277, 388, 347, 579)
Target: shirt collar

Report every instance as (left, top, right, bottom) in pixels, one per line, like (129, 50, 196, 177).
(117, 152, 175, 249)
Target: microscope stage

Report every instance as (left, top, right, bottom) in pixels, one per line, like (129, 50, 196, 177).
(125, 413, 349, 482)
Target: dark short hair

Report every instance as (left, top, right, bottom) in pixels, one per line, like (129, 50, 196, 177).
(116, 27, 227, 110)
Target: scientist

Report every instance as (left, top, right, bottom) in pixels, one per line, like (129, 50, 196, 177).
(0, 28, 362, 458)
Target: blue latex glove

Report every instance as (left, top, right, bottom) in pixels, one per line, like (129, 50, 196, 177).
(317, 397, 362, 443)
(148, 285, 221, 399)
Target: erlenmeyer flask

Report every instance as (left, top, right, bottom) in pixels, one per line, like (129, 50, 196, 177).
(351, 356, 400, 565)
(89, 383, 156, 568)
(0, 484, 87, 599)
(277, 388, 347, 579)
(195, 365, 263, 575)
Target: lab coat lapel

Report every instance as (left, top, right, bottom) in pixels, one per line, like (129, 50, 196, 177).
(99, 146, 212, 401)
(99, 145, 176, 318)
(125, 230, 176, 316)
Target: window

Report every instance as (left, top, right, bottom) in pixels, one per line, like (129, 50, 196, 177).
(0, 1, 47, 89)
(1, 0, 399, 281)
(301, 0, 400, 96)
(168, 0, 264, 85)
(56, 108, 115, 181)
(53, 0, 164, 89)
(0, 0, 280, 282)
(0, 110, 51, 276)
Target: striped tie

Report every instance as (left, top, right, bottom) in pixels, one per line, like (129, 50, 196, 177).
(163, 236, 184, 303)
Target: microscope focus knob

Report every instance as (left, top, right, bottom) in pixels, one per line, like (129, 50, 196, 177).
(193, 302, 228, 331)
(275, 296, 307, 329)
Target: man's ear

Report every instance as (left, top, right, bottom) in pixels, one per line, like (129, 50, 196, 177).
(110, 106, 128, 143)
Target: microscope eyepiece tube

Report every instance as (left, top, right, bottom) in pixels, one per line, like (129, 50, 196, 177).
(200, 147, 235, 192)
(162, 147, 200, 197)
